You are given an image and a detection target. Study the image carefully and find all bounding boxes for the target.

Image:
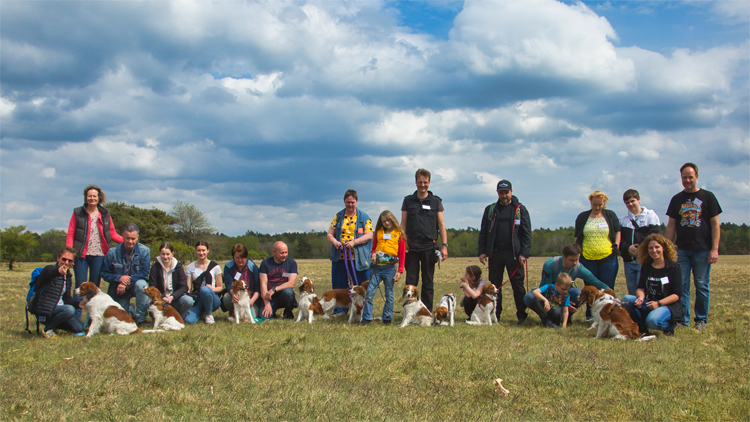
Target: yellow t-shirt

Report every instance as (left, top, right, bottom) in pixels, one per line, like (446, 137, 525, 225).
(582, 217, 612, 260)
(330, 213, 373, 259)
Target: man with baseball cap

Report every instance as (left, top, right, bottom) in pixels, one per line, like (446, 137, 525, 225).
(477, 180, 532, 324)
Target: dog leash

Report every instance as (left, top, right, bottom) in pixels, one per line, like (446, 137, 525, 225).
(343, 245, 359, 287)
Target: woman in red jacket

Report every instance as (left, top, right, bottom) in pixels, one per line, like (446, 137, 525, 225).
(66, 185, 122, 320)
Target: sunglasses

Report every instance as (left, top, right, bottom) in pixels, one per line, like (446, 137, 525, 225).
(60, 258, 74, 264)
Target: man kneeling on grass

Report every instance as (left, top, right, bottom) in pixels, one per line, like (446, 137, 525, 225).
(523, 273, 572, 329)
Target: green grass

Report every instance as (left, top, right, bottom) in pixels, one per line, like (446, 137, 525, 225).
(2, 257, 748, 421)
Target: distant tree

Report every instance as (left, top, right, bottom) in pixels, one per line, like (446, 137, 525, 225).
(0, 225, 39, 270)
(41, 253, 54, 262)
(28, 229, 67, 261)
(108, 201, 178, 246)
(169, 201, 215, 246)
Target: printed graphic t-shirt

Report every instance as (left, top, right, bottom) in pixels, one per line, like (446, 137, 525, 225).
(666, 189, 722, 250)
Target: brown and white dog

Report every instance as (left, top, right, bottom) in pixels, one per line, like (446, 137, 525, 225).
(143, 286, 185, 331)
(433, 292, 456, 326)
(320, 280, 369, 319)
(466, 283, 498, 326)
(400, 285, 432, 327)
(348, 281, 369, 324)
(228, 279, 256, 324)
(578, 285, 654, 341)
(75, 282, 142, 337)
(296, 277, 325, 324)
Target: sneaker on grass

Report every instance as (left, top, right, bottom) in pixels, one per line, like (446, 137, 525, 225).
(204, 314, 215, 324)
(695, 321, 706, 331)
(41, 329, 57, 339)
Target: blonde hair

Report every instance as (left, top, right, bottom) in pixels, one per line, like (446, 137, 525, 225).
(555, 273, 573, 289)
(374, 210, 407, 252)
(637, 233, 678, 265)
(588, 190, 610, 207)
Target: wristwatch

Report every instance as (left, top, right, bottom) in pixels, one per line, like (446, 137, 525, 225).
(442, 243, 448, 247)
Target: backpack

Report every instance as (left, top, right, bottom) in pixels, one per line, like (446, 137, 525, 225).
(25, 267, 45, 334)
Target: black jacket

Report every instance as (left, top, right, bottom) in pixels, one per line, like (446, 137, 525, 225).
(32, 265, 78, 318)
(148, 259, 189, 303)
(574, 209, 621, 257)
(477, 195, 531, 259)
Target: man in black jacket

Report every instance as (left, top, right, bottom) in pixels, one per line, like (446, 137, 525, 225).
(31, 247, 85, 338)
(478, 180, 532, 324)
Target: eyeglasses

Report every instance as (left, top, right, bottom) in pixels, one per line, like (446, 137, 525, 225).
(60, 258, 74, 264)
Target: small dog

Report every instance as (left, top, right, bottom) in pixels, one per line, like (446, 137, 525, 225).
(348, 282, 369, 324)
(466, 283, 498, 326)
(433, 292, 456, 326)
(75, 282, 141, 336)
(227, 279, 256, 324)
(578, 286, 653, 341)
(320, 280, 369, 319)
(400, 285, 432, 327)
(296, 277, 325, 324)
(143, 286, 185, 331)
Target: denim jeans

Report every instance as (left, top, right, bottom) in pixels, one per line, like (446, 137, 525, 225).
(113, 279, 149, 323)
(72, 255, 105, 321)
(677, 249, 711, 325)
(268, 288, 297, 319)
(622, 295, 674, 333)
(623, 261, 642, 296)
(184, 286, 222, 324)
(579, 253, 618, 289)
(363, 264, 396, 322)
(45, 305, 85, 334)
(331, 260, 370, 290)
(175, 295, 195, 317)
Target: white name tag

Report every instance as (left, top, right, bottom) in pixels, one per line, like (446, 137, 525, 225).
(661, 277, 669, 285)
(598, 222, 608, 229)
(515, 219, 521, 225)
(234, 272, 242, 280)
(382, 234, 391, 239)
(422, 204, 431, 210)
(282, 272, 291, 278)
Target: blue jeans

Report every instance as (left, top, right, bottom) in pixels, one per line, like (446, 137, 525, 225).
(363, 264, 396, 322)
(184, 286, 222, 324)
(677, 249, 711, 325)
(622, 295, 674, 333)
(113, 279, 149, 323)
(72, 255, 105, 321)
(623, 261, 642, 296)
(45, 305, 85, 334)
(174, 295, 195, 317)
(579, 253, 618, 289)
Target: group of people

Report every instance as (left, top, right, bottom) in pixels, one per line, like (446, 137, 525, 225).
(30, 163, 721, 340)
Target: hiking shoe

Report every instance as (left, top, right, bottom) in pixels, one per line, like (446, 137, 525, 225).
(73, 332, 85, 337)
(677, 322, 689, 328)
(695, 321, 706, 331)
(517, 318, 527, 326)
(543, 320, 559, 329)
(359, 319, 372, 326)
(585, 317, 593, 323)
(204, 314, 215, 324)
(41, 329, 57, 339)
(382, 320, 391, 326)
(663, 330, 675, 337)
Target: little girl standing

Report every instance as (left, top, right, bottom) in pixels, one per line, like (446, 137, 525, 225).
(458, 265, 486, 317)
(361, 210, 406, 326)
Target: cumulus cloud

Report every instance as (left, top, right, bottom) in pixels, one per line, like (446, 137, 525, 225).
(0, 0, 747, 236)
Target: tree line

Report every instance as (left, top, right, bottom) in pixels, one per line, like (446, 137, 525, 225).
(2, 201, 748, 269)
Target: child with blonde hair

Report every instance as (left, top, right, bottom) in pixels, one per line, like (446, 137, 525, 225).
(523, 273, 572, 329)
(361, 210, 406, 326)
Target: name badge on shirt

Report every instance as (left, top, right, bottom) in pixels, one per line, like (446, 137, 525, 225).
(357, 227, 363, 234)
(282, 272, 291, 278)
(598, 222, 608, 229)
(422, 204, 431, 210)
(515, 219, 521, 225)
(234, 272, 242, 280)
(382, 234, 391, 239)
(661, 277, 669, 285)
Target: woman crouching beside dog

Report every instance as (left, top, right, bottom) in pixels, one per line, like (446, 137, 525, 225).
(458, 265, 487, 318)
(148, 242, 193, 319)
(622, 234, 683, 337)
(184, 241, 223, 325)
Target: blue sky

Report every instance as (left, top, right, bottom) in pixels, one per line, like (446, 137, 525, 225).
(1, 0, 748, 237)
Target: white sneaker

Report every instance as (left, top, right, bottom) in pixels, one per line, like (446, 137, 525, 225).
(41, 329, 57, 339)
(204, 314, 215, 324)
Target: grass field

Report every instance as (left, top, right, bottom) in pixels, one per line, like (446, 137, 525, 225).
(2, 256, 748, 421)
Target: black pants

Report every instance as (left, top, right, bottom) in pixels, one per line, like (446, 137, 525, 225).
(488, 249, 527, 321)
(526, 297, 563, 325)
(404, 249, 436, 311)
